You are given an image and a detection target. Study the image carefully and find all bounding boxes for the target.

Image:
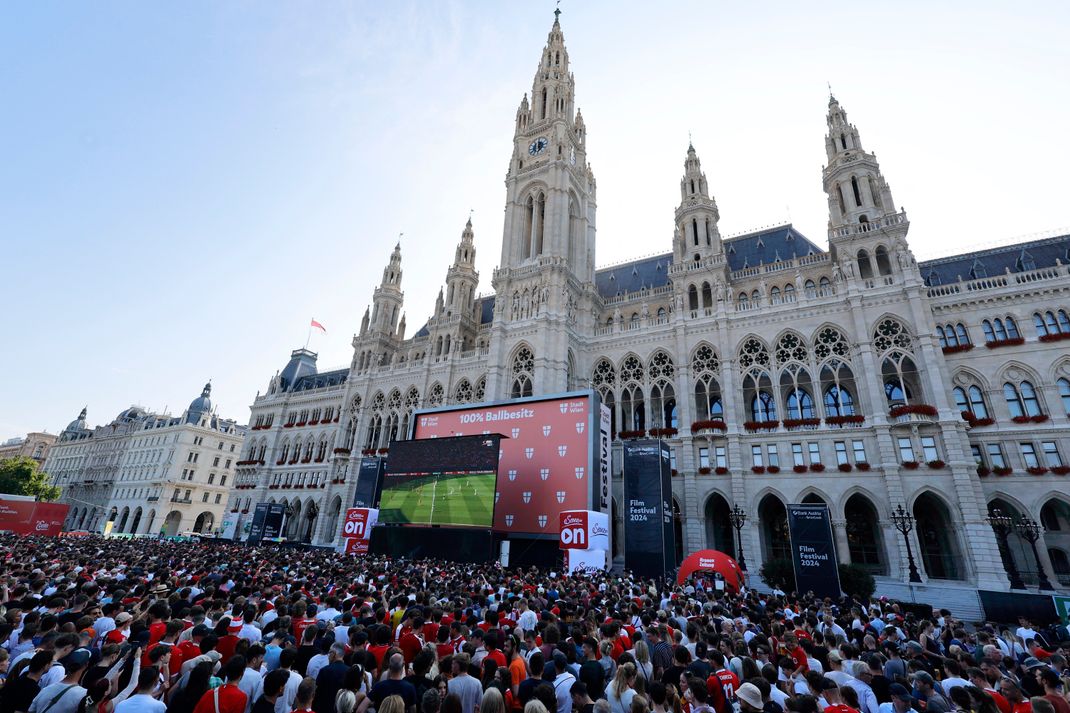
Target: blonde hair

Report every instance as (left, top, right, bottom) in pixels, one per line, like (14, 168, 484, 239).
(613, 662, 637, 699)
(379, 695, 406, 713)
(524, 701, 549, 713)
(482, 688, 506, 713)
(335, 691, 357, 713)
(633, 640, 650, 665)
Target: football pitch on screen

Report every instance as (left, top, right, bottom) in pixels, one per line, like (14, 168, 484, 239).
(379, 471, 496, 527)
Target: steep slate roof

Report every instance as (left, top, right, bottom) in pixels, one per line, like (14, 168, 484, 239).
(291, 369, 348, 392)
(593, 225, 822, 299)
(479, 295, 496, 324)
(918, 233, 1070, 286)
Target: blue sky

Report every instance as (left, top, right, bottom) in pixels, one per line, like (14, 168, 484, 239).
(2, 1, 1068, 438)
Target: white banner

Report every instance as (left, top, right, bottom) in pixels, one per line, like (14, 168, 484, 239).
(565, 547, 608, 574)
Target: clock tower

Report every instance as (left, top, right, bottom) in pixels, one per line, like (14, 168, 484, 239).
(489, 11, 597, 398)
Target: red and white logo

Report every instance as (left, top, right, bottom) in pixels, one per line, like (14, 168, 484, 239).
(525, 448, 534, 459)
(576, 422, 585, 434)
(539, 468, 550, 481)
(495, 492, 500, 504)
(34, 520, 49, 531)
(559, 403, 568, 413)
(538, 515, 548, 528)
(505, 515, 515, 527)
(511, 428, 520, 438)
(543, 425, 552, 436)
(575, 467, 585, 479)
(558, 445, 568, 456)
(342, 508, 373, 539)
(522, 491, 532, 503)
(508, 469, 517, 481)
(556, 490, 566, 503)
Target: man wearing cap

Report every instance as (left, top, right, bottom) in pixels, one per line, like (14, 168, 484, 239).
(876, 684, 914, 713)
(736, 682, 766, 713)
(27, 648, 90, 713)
(910, 672, 949, 713)
(821, 677, 861, 713)
(107, 613, 133, 644)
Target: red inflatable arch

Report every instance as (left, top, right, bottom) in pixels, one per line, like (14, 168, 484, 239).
(676, 549, 744, 592)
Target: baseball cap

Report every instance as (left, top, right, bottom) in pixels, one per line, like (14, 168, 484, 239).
(115, 612, 133, 624)
(61, 648, 92, 673)
(1023, 657, 1045, 669)
(889, 684, 913, 702)
(736, 683, 763, 710)
(911, 671, 934, 686)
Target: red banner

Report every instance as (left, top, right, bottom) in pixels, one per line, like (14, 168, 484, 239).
(344, 537, 369, 555)
(0, 497, 69, 536)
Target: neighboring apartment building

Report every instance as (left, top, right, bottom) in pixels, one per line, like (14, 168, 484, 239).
(0, 432, 57, 465)
(43, 384, 245, 536)
(225, 14, 1070, 615)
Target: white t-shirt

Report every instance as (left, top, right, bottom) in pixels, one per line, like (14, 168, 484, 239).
(552, 672, 577, 713)
(29, 683, 88, 713)
(115, 694, 167, 713)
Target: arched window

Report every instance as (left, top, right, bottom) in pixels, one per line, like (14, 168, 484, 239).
(845, 494, 886, 574)
(851, 176, 863, 206)
(770, 286, 781, 304)
(737, 292, 749, 308)
(875, 246, 892, 275)
(751, 289, 761, 306)
(1059, 378, 1070, 415)
(759, 495, 791, 562)
(993, 319, 1008, 341)
(630, 313, 640, 327)
(982, 320, 995, 342)
(955, 323, 970, 344)
(1059, 310, 1070, 333)
(857, 249, 873, 279)
(751, 391, 777, 422)
(784, 284, 796, 302)
(1006, 317, 1020, 339)
(936, 326, 948, 349)
(510, 347, 535, 399)
(786, 388, 815, 419)
(804, 280, 817, 298)
(1005, 381, 1042, 418)
(954, 385, 988, 418)
(701, 283, 713, 309)
(1035, 313, 1050, 336)
(914, 493, 963, 580)
(688, 285, 699, 312)
(823, 385, 855, 417)
(691, 345, 722, 420)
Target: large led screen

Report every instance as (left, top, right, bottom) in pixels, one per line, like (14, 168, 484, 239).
(412, 392, 607, 537)
(378, 435, 500, 528)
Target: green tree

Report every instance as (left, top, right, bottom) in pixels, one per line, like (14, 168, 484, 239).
(0, 456, 60, 501)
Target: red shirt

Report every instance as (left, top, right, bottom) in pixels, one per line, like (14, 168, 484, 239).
(788, 646, 809, 672)
(106, 629, 127, 644)
(292, 618, 316, 642)
(193, 683, 248, 713)
(986, 689, 1012, 713)
(177, 640, 201, 664)
(148, 621, 167, 648)
(436, 643, 455, 660)
(368, 644, 391, 670)
(485, 649, 507, 668)
(215, 634, 239, 665)
(709, 670, 739, 701)
(1011, 702, 1032, 713)
(824, 705, 859, 713)
(399, 632, 424, 663)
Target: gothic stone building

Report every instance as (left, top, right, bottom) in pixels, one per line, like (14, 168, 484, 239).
(229, 15, 1070, 613)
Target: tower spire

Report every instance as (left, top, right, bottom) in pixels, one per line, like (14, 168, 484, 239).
(674, 143, 722, 260)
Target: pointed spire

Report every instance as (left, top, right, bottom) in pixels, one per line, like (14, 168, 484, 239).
(79, 406, 87, 419)
(202, 382, 212, 397)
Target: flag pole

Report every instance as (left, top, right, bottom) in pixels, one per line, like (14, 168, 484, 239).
(304, 322, 312, 350)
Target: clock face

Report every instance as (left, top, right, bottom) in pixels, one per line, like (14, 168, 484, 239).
(528, 137, 548, 156)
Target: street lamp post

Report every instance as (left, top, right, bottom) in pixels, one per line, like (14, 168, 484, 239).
(986, 508, 1025, 590)
(1016, 517, 1054, 591)
(890, 503, 923, 583)
(729, 504, 748, 572)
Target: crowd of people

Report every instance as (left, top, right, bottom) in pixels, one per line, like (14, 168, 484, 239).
(0, 535, 1068, 713)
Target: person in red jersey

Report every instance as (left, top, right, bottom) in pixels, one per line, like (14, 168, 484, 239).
(193, 657, 249, 713)
(820, 677, 861, 713)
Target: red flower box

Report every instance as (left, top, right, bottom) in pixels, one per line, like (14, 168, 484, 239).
(698, 467, 712, 475)
(825, 415, 865, 427)
(941, 344, 975, 354)
(793, 465, 807, 474)
(901, 460, 920, 470)
(314, 457, 324, 463)
(994, 466, 1012, 476)
(619, 429, 646, 439)
(767, 465, 780, 474)
(333, 448, 351, 455)
(241, 509, 249, 514)
(783, 418, 821, 429)
(1053, 466, 1070, 475)
(269, 484, 279, 489)
(985, 338, 1025, 349)
(670, 469, 679, 477)
(889, 404, 938, 418)
(751, 466, 766, 474)
(276, 459, 285, 465)
(650, 427, 678, 438)
(961, 412, 995, 427)
(690, 420, 728, 434)
(308, 419, 319, 425)
(1027, 466, 1049, 475)
(1039, 333, 1070, 343)
(230, 508, 239, 513)
(926, 459, 946, 469)
(856, 462, 871, 471)
(377, 448, 389, 455)
(715, 467, 729, 475)
(744, 420, 780, 432)
(284, 423, 294, 428)
(838, 463, 853, 472)
(1031, 414, 1050, 423)
(334, 416, 340, 422)
(809, 463, 826, 472)
(977, 465, 991, 477)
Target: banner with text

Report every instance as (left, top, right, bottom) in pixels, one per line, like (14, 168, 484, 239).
(623, 440, 675, 577)
(248, 502, 286, 544)
(786, 503, 841, 599)
(353, 457, 386, 509)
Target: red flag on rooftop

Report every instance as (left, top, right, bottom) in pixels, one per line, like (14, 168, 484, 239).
(311, 319, 327, 333)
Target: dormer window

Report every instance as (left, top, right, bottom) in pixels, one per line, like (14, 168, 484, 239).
(1016, 250, 1036, 272)
(970, 259, 987, 279)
